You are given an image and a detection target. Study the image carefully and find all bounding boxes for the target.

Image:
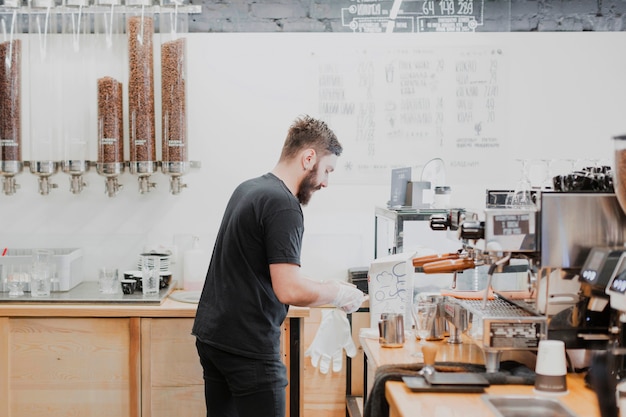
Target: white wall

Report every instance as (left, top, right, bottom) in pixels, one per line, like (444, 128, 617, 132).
(1, 32, 625, 284)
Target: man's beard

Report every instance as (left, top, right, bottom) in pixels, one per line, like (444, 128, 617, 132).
(297, 168, 321, 206)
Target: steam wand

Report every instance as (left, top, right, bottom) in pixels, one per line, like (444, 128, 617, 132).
(481, 252, 512, 309)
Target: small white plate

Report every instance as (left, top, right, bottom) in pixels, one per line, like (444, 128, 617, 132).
(169, 290, 201, 304)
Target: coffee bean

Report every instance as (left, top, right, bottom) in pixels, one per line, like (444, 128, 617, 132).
(127, 15, 156, 163)
(97, 76, 124, 164)
(0, 39, 21, 162)
(161, 37, 187, 163)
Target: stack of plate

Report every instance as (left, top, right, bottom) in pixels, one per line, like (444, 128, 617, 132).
(137, 253, 170, 271)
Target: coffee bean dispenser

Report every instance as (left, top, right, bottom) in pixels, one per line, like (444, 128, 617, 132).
(27, 0, 61, 195)
(160, 0, 189, 194)
(127, 0, 157, 194)
(95, 0, 126, 197)
(60, 0, 93, 194)
(0, 0, 23, 196)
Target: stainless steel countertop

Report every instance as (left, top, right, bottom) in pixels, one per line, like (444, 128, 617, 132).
(0, 281, 176, 304)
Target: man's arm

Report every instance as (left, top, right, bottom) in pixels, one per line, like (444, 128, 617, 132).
(270, 263, 339, 307)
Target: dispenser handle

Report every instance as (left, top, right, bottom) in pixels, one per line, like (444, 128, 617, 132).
(421, 258, 476, 274)
(413, 252, 460, 267)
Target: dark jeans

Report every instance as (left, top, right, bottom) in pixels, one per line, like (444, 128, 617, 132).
(195, 338, 288, 417)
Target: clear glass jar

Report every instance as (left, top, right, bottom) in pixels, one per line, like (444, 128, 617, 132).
(28, 0, 62, 163)
(613, 135, 626, 214)
(126, 0, 156, 166)
(160, 0, 189, 193)
(94, 0, 126, 196)
(0, 0, 23, 178)
(160, 0, 188, 166)
(94, 0, 125, 166)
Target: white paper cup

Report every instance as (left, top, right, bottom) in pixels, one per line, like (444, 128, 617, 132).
(534, 340, 568, 395)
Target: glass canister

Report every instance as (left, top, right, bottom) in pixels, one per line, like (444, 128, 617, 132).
(614, 135, 626, 215)
(28, 0, 62, 194)
(94, 0, 126, 196)
(127, 0, 157, 193)
(160, 0, 189, 194)
(60, 0, 93, 193)
(0, 0, 23, 195)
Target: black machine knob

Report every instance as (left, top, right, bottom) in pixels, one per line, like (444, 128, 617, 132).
(430, 214, 450, 231)
(459, 220, 485, 240)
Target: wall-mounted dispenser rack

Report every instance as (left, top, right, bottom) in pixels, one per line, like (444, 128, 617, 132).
(0, 0, 201, 197)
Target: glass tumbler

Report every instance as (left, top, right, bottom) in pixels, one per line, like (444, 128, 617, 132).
(31, 249, 53, 297)
(141, 254, 160, 297)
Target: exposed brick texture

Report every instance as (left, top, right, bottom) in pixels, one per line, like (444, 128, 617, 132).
(188, 0, 626, 33)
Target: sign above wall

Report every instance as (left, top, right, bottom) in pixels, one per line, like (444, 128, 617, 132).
(338, 0, 510, 33)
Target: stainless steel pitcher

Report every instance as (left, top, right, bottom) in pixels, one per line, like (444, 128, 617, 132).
(378, 313, 405, 348)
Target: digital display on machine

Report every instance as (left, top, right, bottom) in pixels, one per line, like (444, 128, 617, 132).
(580, 249, 607, 284)
(492, 214, 530, 236)
(609, 270, 626, 294)
(607, 253, 626, 311)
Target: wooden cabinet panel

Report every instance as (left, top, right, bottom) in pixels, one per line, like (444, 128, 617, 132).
(0, 304, 306, 417)
(142, 318, 204, 417)
(146, 318, 203, 386)
(6, 317, 134, 417)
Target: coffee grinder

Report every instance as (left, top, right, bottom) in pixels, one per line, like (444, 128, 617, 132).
(548, 247, 625, 358)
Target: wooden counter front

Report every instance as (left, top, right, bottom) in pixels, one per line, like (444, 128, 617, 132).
(0, 294, 308, 417)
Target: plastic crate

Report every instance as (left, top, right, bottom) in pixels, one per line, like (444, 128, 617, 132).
(0, 248, 84, 292)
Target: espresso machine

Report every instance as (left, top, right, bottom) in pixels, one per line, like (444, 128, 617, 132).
(426, 191, 626, 372)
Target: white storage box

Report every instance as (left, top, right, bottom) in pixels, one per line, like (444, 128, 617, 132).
(0, 248, 84, 292)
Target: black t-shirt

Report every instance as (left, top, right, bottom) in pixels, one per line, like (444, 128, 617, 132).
(192, 173, 303, 360)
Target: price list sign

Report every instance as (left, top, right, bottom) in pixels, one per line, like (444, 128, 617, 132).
(340, 0, 491, 33)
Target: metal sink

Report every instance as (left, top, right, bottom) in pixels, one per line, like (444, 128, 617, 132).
(482, 395, 578, 417)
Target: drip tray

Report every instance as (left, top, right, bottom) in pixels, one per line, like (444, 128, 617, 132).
(482, 395, 578, 417)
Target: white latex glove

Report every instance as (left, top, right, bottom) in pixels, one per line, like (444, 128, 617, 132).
(331, 281, 367, 314)
(305, 308, 357, 374)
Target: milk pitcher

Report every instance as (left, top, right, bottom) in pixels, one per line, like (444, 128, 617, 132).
(378, 313, 405, 348)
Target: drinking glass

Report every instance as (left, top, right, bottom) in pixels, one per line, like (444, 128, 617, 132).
(506, 159, 534, 208)
(411, 301, 437, 358)
(7, 264, 27, 297)
(141, 254, 160, 297)
(31, 249, 53, 297)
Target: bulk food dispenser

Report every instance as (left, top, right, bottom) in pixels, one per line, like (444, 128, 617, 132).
(28, 0, 62, 195)
(94, 0, 126, 197)
(127, 0, 157, 194)
(160, 0, 189, 194)
(0, 0, 23, 195)
(60, 0, 93, 194)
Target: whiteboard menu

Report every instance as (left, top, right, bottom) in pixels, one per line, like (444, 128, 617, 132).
(187, 32, 626, 192)
(316, 43, 507, 184)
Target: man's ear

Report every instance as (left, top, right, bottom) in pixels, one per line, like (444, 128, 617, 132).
(302, 148, 317, 170)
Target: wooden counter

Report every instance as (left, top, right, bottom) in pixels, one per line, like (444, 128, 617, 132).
(0, 293, 308, 417)
(360, 335, 601, 417)
(386, 375, 599, 417)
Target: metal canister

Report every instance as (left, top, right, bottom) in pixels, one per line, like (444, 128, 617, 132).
(378, 313, 405, 348)
(419, 294, 447, 341)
